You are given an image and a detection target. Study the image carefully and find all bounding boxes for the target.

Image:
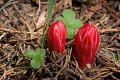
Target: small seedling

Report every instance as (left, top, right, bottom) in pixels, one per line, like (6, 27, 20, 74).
(24, 48, 45, 68)
(56, 9, 83, 38)
(23, 0, 54, 69)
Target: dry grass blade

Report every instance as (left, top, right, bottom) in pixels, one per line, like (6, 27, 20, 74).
(0, 28, 39, 35)
(54, 48, 72, 79)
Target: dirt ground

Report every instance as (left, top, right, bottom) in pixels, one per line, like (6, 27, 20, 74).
(0, 0, 120, 80)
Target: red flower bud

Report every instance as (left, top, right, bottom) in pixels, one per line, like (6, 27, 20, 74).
(74, 23, 100, 68)
(47, 20, 66, 54)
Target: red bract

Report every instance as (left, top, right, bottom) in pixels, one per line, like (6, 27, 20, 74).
(47, 20, 66, 54)
(74, 23, 100, 68)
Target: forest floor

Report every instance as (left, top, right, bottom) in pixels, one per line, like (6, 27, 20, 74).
(0, 0, 120, 80)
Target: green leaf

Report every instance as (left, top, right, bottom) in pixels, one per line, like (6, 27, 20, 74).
(35, 48, 45, 58)
(70, 19, 83, 29)
(35, 49, 45, 60)
(55, 16, 69, 27)
(47, 0, 54, 24)
(66, 27, 75, 39)
(54, 9, 83, 39)
(30, 59, 42, 68)
(62, 9, 75, 23)
(41, 24, 47, 49)
(24, 50, 36, 59)
(42, 0, 54, 49)
(55, 16, 66, 24)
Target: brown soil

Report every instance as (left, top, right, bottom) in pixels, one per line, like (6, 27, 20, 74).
(0, 0, 120, 80)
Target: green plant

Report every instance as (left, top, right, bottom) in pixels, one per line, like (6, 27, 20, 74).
(47, 0, 54, 24)
(42, 0, 54, 48)
(24, 0, 54, 68)
(24, 48, 45, 68)
(56, 9, 83, 39)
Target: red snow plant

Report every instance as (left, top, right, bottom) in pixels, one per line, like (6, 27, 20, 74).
(74, 23, 100, 68)
(47, 20, 66, 54)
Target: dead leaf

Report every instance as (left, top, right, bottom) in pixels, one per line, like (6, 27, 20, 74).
(86, 4, 102, 19)
(63, 0, 72, 6)
(36, 11, 47, 30)
(114, 61, 120, 67)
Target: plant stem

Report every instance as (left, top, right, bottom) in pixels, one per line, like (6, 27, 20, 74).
(41, 0, 54, 49)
